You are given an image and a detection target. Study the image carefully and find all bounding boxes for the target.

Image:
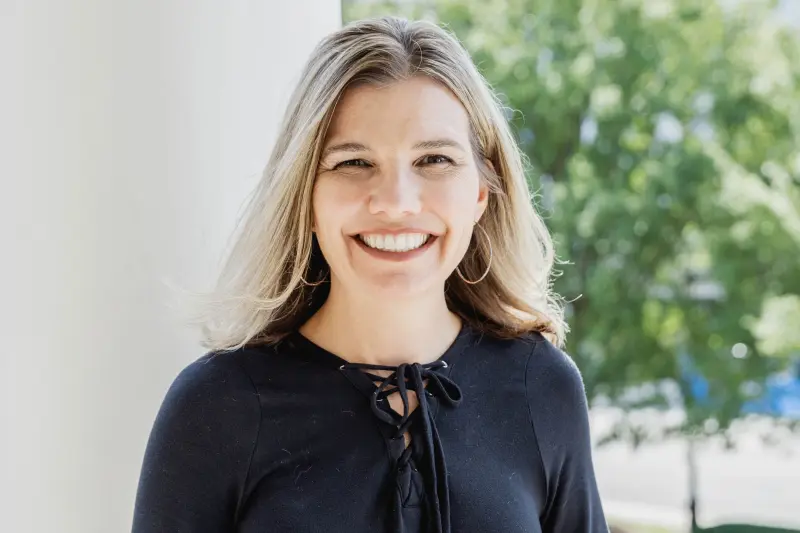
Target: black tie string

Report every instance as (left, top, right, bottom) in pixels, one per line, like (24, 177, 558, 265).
(340, 360, 462, 533)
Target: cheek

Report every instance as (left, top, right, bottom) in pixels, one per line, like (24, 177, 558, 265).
(312, 180, 359, 245)
(312, 180, 339, 224)
(432, 176, 483, 225)
(430, 179, 483, 261)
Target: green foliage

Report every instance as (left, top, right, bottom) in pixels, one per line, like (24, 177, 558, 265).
(343, 0, 800, 441)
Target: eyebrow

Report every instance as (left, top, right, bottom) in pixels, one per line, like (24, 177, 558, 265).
(321, 138, 467, 159)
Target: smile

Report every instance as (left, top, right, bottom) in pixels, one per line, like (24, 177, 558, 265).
(358, 233, 431, 253)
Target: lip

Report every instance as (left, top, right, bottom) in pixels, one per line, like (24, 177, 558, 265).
(352, 228, 440, 237)
(351, 234, 438, 262)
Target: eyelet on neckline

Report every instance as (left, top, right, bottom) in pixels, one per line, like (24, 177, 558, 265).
(440, 360, 448, 368)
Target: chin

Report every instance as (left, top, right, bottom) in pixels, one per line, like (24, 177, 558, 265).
(358, 271, 440, 297)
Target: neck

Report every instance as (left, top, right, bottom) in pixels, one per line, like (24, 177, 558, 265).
(299, 281, 462, 367)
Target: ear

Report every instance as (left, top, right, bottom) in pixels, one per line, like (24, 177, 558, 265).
(475, 180, 489, 224)
(483, 157, 497, 175)
(474, 157, 493, 223)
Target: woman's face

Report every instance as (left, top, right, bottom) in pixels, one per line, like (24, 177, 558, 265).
(313, 76, 488, 297)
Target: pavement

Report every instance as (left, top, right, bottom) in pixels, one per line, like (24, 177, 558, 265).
(590, 408, 800, 530)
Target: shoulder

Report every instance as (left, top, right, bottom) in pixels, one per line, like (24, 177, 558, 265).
(149, 349, 262, 448)
(139, 350, 262, 499)
(135, 350, 264, 530)
(468, 329, 584, 392)
(164, 350, 259, 407)
(465, 328, 542, 361)
(523, 334, 592, 450)
(524, 334, 586, 405)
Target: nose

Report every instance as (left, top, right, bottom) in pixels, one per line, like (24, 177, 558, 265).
(368, 165, 422, 218)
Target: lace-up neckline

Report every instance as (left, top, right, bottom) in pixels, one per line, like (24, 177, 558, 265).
(286, 326, 473, 533)
(340, 359, 462, 533)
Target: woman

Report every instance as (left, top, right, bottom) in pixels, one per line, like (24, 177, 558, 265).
(133, 16, 608, 533)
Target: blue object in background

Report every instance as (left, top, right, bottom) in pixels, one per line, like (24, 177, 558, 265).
(680, 354, 800, 420)
(741, 360, 800, 419)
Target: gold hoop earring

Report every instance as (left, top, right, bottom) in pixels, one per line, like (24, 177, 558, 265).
(456, 224, 492, 285)
(300, 271, 328, 287)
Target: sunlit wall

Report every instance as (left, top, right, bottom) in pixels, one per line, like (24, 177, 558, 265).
(1, 2, 341, 532)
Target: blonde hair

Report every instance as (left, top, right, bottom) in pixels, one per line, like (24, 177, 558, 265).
(194, 16, 567, 351)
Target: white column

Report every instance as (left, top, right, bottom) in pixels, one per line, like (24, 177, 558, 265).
(0, 2, 341, 532)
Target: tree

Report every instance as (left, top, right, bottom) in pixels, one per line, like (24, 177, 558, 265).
(343, 0, 800, 443)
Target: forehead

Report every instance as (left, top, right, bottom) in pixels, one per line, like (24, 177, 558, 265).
(324, 76, 471, 146)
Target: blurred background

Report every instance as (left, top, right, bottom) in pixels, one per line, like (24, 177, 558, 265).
(2, 1, 798, 532)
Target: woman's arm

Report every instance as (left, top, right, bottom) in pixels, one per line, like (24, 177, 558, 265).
(525, 339, 608, 532)
(132, 352, 261, 533)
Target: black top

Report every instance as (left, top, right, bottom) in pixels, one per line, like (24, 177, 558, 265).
(132, 325, 608, 533)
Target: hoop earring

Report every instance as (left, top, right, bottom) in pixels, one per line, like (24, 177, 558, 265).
(300, 271, 328, 287)
(456, 224, 492, 285)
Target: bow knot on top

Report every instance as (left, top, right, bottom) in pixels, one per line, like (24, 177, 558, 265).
(340, 359, 462, 533)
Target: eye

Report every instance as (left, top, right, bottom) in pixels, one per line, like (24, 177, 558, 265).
(418, 154, 455, 166)
(333, 159, 371, 170)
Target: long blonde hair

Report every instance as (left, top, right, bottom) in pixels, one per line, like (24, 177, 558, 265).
(194, 16, 567, 351)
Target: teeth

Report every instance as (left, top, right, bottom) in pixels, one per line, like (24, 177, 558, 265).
(359, 233, 430, 252)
